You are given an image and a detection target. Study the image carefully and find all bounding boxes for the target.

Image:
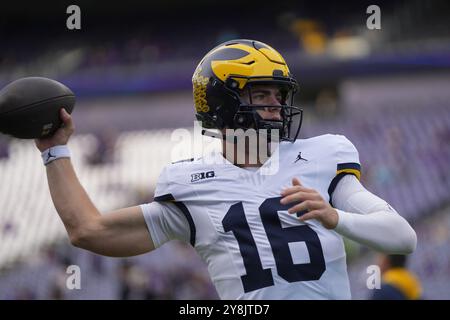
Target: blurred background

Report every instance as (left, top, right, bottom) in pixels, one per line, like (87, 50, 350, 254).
(0, 0, 449, 299)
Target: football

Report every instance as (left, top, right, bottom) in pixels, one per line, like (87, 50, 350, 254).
(0, 77, 76, 139)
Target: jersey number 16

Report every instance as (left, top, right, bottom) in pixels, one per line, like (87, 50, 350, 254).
(222, 197, 326, 293)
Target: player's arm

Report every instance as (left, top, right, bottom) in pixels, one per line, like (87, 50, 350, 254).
(46, 158, 154, 257)
(280, 176, 417, 254)
(330, 174, 417, 254)
(36, 109, 154, 257)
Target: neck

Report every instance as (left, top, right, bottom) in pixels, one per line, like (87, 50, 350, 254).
(221, 138, 272, 167)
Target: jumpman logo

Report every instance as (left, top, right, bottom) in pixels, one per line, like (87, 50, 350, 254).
(46, 150, 56, 162)
(294, 152, 308, 163)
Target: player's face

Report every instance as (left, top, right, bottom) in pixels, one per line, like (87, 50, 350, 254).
(240, 84, 283, 121)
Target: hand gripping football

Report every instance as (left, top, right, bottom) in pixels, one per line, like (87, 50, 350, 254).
(0, 77, 76, 139)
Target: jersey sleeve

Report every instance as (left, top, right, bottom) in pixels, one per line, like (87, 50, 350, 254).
(153, 162, 199, 202)
(148, 164, 197, 247)
(140, 201, 191, 247)
(153, 165, 174, 201)
(328, 135, 362, 204)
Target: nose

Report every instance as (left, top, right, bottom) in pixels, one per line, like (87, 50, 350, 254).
(263, 106, 282, 121)
(267, 94, 282, 107)
(264, 93, 281, 111)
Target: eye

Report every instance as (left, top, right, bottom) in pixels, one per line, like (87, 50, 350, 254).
(252, 93, 265, 101)
(276, 93, 283, 102)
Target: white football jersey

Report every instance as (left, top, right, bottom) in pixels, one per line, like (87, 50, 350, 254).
(141, 134, 361, 299)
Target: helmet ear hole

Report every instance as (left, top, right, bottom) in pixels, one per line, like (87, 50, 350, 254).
(225, 78, 240, 90)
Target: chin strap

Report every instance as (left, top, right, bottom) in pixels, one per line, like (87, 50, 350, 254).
(201, 129, 226, 140)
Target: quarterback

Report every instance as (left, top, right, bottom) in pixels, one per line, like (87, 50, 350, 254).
(36, 39, 416, 299)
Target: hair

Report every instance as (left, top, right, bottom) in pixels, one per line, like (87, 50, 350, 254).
(387, 254, 408, 268)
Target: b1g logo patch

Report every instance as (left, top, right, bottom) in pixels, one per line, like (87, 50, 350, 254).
(191, 171, 215, 183)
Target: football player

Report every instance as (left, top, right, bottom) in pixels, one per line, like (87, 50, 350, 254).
(35, 39, 417, 299)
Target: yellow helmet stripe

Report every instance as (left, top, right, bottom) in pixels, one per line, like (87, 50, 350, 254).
(208, 43, 290, 89)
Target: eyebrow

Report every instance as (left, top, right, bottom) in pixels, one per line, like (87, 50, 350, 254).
(251, 89, 281, 95)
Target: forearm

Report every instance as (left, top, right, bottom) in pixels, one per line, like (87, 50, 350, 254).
(335, 209, 416, 253)
(332, 175, 417, 254)
(46, 158, 100, 238)
(36, 111, 153, 256)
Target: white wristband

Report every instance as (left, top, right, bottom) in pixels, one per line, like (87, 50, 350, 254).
(42, 145, 71, 166)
